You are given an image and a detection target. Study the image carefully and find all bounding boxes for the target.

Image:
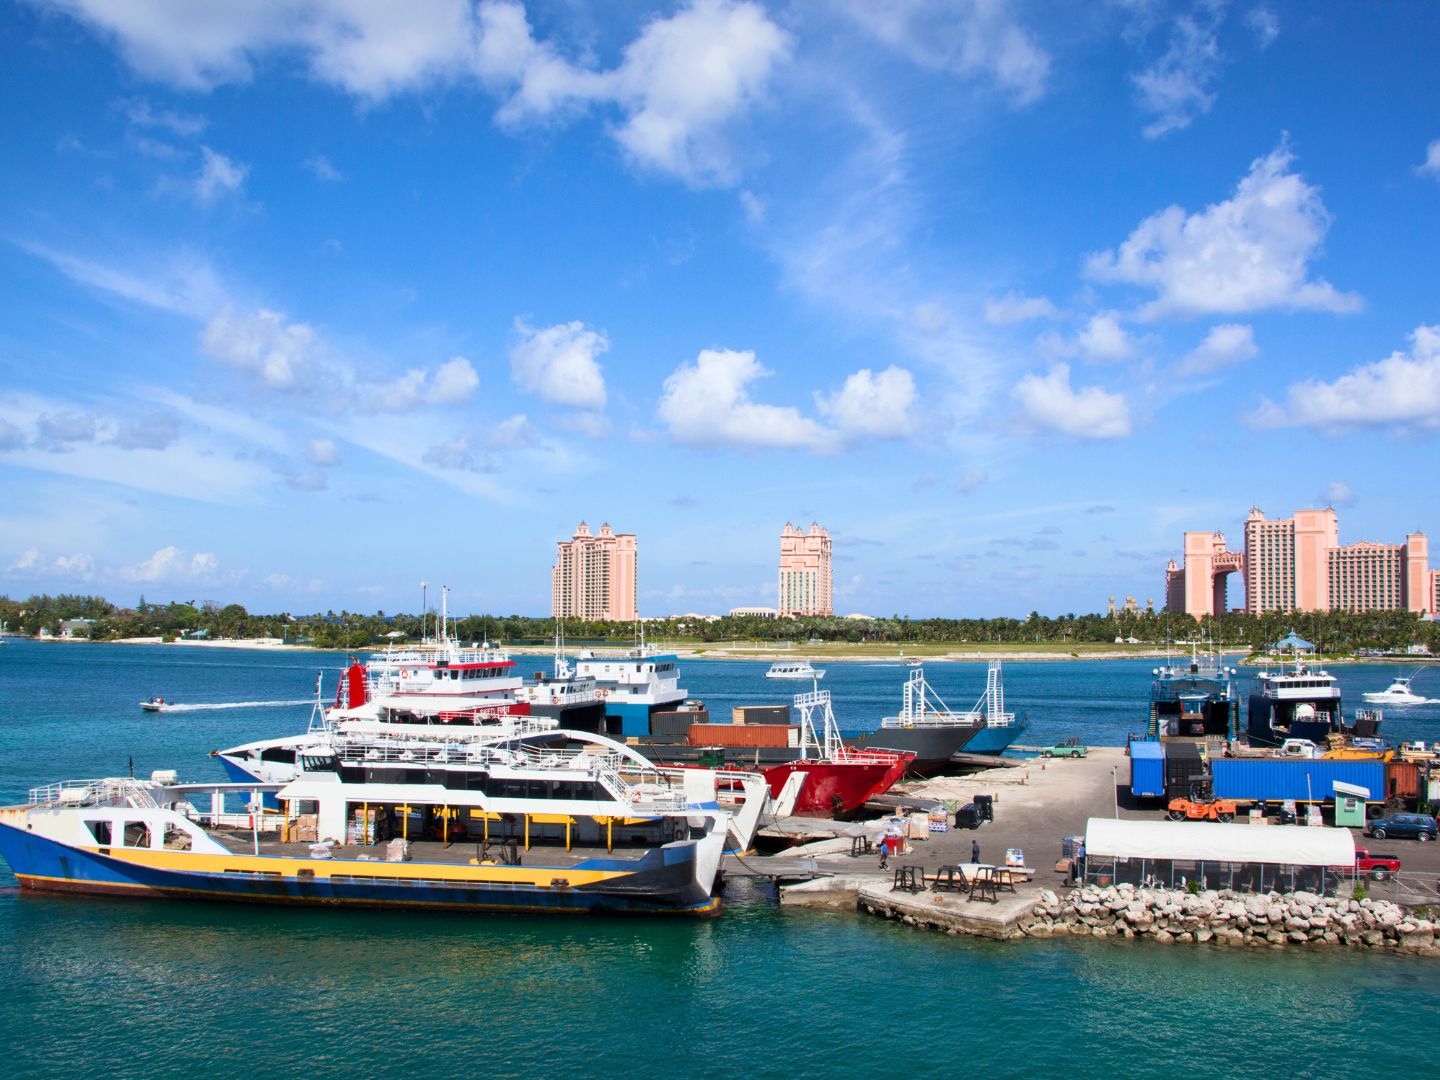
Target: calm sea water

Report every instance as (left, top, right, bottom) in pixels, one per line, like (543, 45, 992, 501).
(1, 640, 1437, 1077)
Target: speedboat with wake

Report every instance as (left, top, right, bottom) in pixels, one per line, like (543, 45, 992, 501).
(1363, 673, 1430, 706)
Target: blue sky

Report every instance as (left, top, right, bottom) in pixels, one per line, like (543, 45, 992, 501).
(1, 1, 1437, 618)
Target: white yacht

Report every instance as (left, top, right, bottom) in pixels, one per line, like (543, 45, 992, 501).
(1363, 673, 1430, 706)
(765, 660, 825, 681)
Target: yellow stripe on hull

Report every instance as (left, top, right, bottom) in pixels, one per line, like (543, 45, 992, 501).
(98, 847, 628, 888)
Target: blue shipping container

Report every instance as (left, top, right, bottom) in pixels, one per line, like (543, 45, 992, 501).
(1210, 759, 1385, 803)
(1129, 741, 1166, 799)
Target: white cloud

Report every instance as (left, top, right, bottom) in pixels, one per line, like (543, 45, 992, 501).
(834, 0, 1050, 105)
(510, 320, 608, 410)
(1077, 311, 1134, 363)
(307, 438, 340, 465)
(121, 546, 226, 584)
(305, 154, 344, 181)
(606, 0, 792, 185)
(124, 98, 206, 136)
(1248, 324, 1440, 433)
(53, 0, 790, 188)
(1320, 480, 1355, 507)
(20, 243, 225, 318)
(1013, 363, 1131, 439)
(34, 410, 100, 451)
(1246, 7, 1280, 48)
(202, 306, 320, 390)
(52, 0, 481, 96)
(370, 356, 480, 410)
(0, 418, 25, 450)
(422, 414, 542, 473)
(658, 348, 835, 451)
(7, 547, 95, 581)
(1174, 323, 1258, 376)
(739, 189, 767, 224)
(1086, 143, 1362, 320)
(1132, 14, 1221, 138)
(985, 292, 1056, 325)
(110, 410, 181, 450)
(817, 365, 916, 438)
(1417, 139, 1440, 181)
(194, 146, 247, 202)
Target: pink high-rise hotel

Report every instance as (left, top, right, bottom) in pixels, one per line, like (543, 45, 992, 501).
(778, 522, 833, 617)
(551, 521, 637, 622)
(1165, 507, 1437, 618)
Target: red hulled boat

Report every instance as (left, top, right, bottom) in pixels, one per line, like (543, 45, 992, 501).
(762, 689, 914, 816)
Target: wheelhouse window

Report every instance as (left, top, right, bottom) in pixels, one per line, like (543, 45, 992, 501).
(86, 820, 112, 846)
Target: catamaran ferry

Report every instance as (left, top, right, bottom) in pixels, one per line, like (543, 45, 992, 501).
(0, 726, 769, 917)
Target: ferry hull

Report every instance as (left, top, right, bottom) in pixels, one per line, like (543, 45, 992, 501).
(850, 725, 981, 775)
(0, 822, 721, 917)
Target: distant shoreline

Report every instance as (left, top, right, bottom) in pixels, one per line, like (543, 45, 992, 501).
(19, 636, 1435, 665)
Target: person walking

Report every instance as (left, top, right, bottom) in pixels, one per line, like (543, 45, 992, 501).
(971, 839, 981, 866)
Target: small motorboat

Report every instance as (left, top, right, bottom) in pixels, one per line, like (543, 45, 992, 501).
(140, 696, 168, 712)
(1363, 675, 1429, 706)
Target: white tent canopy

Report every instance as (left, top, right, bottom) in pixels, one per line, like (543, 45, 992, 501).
(1084, 817, 1354, 867)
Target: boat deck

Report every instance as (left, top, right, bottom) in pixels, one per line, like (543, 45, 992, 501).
(208, 829, 663, 868)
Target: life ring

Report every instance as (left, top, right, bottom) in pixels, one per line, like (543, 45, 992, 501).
(550, 695, 558, 705)
(600, 689, 610, 698)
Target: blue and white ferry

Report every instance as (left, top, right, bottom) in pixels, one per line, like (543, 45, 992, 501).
(0, 726, 770, 917)
(572, 644, 687, 737)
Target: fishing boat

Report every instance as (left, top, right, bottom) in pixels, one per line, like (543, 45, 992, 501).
(765, 661, 825, 681)
(761, 688, 912, 817)
(1362, 673, 1429, 706)
(0, 726, 764, 917)
(850, 662, 1026, 769)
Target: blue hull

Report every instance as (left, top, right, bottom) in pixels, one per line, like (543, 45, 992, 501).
(965, 719, 1027, 755)
(0, 823, 718, 917)
(606, 701, 658, 738)
(216, 757, 281, 810)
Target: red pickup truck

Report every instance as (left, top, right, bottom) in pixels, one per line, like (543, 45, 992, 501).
(1352, 848, 1401, 881)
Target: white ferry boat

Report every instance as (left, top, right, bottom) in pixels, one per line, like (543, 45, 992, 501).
(765, 661, 825, 681)
(0, 727, 771, 917)
(572, 643, 687, 737)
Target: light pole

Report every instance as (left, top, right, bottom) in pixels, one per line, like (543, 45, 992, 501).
(1112, 766, 1119, 818)
(421, 581, 428, 642)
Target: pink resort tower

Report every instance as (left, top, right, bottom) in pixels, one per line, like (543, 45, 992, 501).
(778, 522, 833, 617)
(551, 521, 637, 622)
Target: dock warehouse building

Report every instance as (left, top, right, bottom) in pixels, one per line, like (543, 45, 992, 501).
(1081, 818, 1356, 896)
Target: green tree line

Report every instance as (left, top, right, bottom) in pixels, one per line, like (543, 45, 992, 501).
(3, 593, 1437, 654)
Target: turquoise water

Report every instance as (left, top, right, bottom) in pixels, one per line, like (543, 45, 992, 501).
(2, 641, 1438, 1076)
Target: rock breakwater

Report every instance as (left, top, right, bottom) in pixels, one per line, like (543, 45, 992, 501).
(1024, 884, 1440, 955)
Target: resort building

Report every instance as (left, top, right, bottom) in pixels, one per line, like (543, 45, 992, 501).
(778, 522, 833, 617)
(1165, 508, 1433, 617)
(551, 521, 637, 622)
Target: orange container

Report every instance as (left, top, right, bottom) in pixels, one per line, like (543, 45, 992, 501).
(1386, 761, 1420, 799)
(687, 724, 798, 748)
